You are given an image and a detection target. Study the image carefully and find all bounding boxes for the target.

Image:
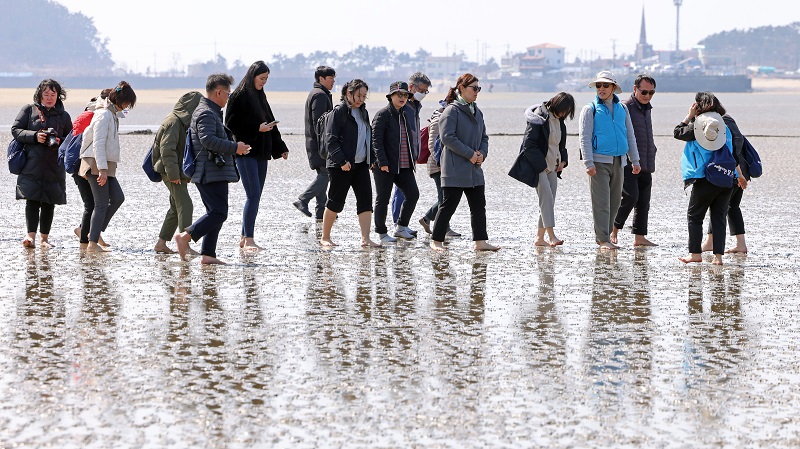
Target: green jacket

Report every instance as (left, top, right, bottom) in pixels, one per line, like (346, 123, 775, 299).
(152, 91, 203, 181)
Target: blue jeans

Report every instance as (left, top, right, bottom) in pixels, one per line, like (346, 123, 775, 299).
(236, 157, 268, 238)
(188, 181, 229, 258)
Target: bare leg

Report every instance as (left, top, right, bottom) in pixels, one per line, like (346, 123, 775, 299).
(430, 240, 446, 252)
(598, 241, 618, 251)
(679, 253, 703, 263)
(174, 232, 192, 261)
(711, 254, 724, 265)
(154, 238, 174, 254)
(359, 211, 380, 247)
(475, 240, 501, 251)
(39, 234, 54, 249)
(701, 233, 713, 252)
(534, 227, 549, 247)
(22, 232, 35, 248)
(546, 227, 563, 246)
(320, 208, 337, 247)
(241, 237, 263, 252)
(725, 234, 748, 253)
(610, 226, 620, 245)
(201, 255, 226, 265)
(86, 241, 111, 252)
(633, 235, 658, 247)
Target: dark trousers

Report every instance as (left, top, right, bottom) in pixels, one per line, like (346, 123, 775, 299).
(73, 174, 94, 243)
(237, 156, 268, 238)
(432, 186, 488, 242)
(298, 167, 329, 219)
(423, 172, 443, 222)
(188, 181, 229, 258)
(614, 166, 653, 235)
(687, 178, 734, 255)
(326, 163, 373, 214)
(373, 167, 419, 234)
(706, 184, 745, 236)
(25, 200, 55, 235)
(87, 175, 124, 243)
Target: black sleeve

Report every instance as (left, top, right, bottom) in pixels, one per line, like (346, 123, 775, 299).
(11, 105, 37, 143)
(673, 121, 695, 142)
(723, 115, 744, 166)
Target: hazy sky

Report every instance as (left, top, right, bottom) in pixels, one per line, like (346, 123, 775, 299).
(55, 0, 797, 73)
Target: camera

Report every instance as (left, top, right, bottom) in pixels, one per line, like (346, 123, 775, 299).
(208, 151, 225, 167)
(43, 128, 58, 148)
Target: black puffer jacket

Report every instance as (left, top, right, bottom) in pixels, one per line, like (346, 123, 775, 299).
(325, 101, 371, 168)
(225, 90, 288, 160)
(624, 94, 657, 173)
(304, 82, 333, 169)
(11, 101, 72, 204)
(371, 102, 418, 173)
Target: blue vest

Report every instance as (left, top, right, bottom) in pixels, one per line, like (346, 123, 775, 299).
(681, 127, 734, 181)
(591, 97, 629, 157)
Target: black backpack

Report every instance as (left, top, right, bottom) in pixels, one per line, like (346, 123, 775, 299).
(315, 105, 341, 158)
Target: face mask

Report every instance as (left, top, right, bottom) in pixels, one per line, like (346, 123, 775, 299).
(413, 92, 427, 102)
(116, 109, 128, 119)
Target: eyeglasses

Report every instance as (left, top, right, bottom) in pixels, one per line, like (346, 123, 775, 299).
(467, 85, 482, 92)
(395, 93, 409, 99)
(595, 83, 612, 89)
(638, 89, 655, 96)
(219, 89, 231, 97)
(412, 84, 429, 94)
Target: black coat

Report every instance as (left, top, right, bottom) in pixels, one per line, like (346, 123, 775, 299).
(11, 101, 72, 204)
(225, 90, 288, 160)
(325, 101, 371, 168)
(304, 82, 333, 169)
(509, 104, 567, 188)
(371, 102, 418, 173)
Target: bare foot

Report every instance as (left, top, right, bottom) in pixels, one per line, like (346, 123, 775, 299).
(241, 238, 263, 252)
(79, 243, 88, 250)
(711, 255, 724, 265)
(678, 255, 703, 264)
(701, 238, 713, 252)
(598, 241, 618, 250)
(86, 241, 111, 252)
(533, 239, 550, 247)
(154, 240, 174, 254)
(475, 240, 501, 251)
(320, 238, 337, 247)
(22, 236, 35, 248)
(98, 235, 110, 247)
(610, 228, 619, 245)
(187, 246, 200, 256)
(430, 240, 447, 252)
(239, 237, 245, 249)
(725, 246, 748, 254)
(201, 255, 226, 265)
(174, 232, 192, 261)
(634, 236, 658, 247)
(73, 227, 81, 238)
(39, 239, 54, 249)
(361, 239, 381, 248)
(549, 237, 564, 247)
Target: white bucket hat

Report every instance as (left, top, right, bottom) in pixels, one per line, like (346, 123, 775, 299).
(694, 112, 727, 150)
(588, 70, 622, 94)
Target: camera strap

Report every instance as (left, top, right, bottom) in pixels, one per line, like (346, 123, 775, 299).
(35, 105, 46, 129)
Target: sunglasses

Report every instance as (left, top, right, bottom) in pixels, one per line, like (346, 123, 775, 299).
(394, 92, 409, 98)
(638, 89, 655, 96)
(467, 85, 482, 92)
(595, 83, 613, 89)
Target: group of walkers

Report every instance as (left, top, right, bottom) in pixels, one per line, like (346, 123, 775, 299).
(10, 66, 753, 265)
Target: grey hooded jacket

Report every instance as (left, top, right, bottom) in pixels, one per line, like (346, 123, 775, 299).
(438, 101, 488, 188)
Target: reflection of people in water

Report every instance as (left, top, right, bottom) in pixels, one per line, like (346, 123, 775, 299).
(585, 250, 653, 406)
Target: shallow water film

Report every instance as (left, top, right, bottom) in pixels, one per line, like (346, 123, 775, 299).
(1, 92, 800, 448)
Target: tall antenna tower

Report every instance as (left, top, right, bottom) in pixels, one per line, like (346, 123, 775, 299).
(674, 0, 683, 51)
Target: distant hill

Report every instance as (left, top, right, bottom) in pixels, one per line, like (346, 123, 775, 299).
(700, 22, 800, 71)
(0, 0, 114, 76)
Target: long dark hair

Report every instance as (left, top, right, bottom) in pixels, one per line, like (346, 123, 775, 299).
(231, 60, 270, 121)
(544, 92, 576, 120)
(340, 79, 369, 104)
(445, 73, 479, 104)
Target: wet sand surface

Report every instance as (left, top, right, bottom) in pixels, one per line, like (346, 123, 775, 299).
(1, 92, 799, 448)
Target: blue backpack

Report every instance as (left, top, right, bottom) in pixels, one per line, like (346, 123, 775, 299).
(7, 139, 26, 174)
(57, 132, 83, 174)
(432, 135, 443, 165)
(704, 143, 736, 188)
(182, 128, 197, 177)
(142, 144, 161, 182)
(742, 136, 762, 178)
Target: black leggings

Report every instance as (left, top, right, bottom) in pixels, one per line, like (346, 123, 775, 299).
(26, 200, 55, 235)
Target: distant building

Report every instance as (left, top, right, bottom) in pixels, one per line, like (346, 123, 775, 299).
(501, 43, 565, 77)
(635, 7, 654, 63)
(424, 56, 465, 81)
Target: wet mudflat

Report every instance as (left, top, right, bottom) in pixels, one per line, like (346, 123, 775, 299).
(1, 92, 800, 448)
